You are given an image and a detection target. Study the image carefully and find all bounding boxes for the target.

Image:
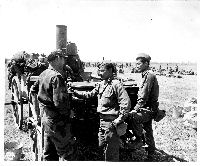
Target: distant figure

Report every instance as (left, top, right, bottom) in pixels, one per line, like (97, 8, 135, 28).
(7, 51, 27, 89)
(119, 68, 124, 74)
(151, 66, 156, 72)
(166, 64, 169, 71)
(159, 65, 162, 71)
(131, 67, 136, 73)
(168, 67, 173, 74)
(26, 54, 48, 89)
(175, 64, 179, 72)
(189, 69, 194, 75)
(26, 53, 39, 72)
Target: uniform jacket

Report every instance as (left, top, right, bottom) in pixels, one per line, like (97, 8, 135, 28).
(31, 66, 70, 120)
(74, 78, 131, 117)
(134, 69, 159, 111)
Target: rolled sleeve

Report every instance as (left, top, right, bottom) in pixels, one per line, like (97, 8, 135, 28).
(74, 84, 99, 99)
(114, 82, 131, 123)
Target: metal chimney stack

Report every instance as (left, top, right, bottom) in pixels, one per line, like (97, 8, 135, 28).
(56, 25, 67, 51)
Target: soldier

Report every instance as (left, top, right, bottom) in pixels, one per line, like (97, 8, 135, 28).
(30, 50, 76, 161)
(26, 53, 39, 73)
(175, 64, 179, 73)
(7, 51, 27, 89)
(72, 63, 131, 161)
(168, 67, 173, 74)
(7, 59, 17, 89)
(159, 65, 162, 71)
(63, 64, 74, 82)
(129, 53, 159, 161)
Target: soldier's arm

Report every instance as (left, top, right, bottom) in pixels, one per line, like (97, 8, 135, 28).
(30, 80, 39, 95)
(30, 80, 40, 121)
(73, 84, 99, 99)
(52, 75, 69, 115)
(134, 74, 155, 110)
(113, 82, 131, 125)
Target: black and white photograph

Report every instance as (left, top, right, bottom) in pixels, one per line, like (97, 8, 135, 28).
(1, 0, 199, 163)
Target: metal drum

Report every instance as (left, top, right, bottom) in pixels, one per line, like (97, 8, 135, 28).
(70, 81, 139, 147)
(124, 85, 139, 110)
(123, 82, 139, 143)
(70, 82, 99, 146)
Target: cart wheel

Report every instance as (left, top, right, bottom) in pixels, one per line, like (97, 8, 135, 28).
(11, 78, 23, 129)
(31, 125, 43, 161)
(36, 126, 43, 161)
(28, 93, 43, 161)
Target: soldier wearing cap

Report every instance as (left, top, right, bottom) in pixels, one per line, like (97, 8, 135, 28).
(72, 62, 131, 161)
(37, 54, 49, 70)
(38, 54, 47, 64)
(30, 50, 76, 161)
(129, 53, 159, 161)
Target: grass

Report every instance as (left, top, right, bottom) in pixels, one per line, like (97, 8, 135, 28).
(4, 66, 197, 161)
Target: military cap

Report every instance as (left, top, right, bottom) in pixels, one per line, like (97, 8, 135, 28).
(97, 62, 117, 74)
(47, 49, 67, 62)
(136, 53, 151, 62)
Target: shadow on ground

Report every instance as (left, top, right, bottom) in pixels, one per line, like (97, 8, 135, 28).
(119, 148, 188, 162)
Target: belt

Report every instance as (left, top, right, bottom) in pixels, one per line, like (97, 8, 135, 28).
(99, 114, 118, 121)
(40, 105, 71, 123)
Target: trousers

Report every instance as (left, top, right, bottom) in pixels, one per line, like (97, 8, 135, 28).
(40, 104, 76, 161)
(130, 109, 155, 153)
(98, 119, 120, 161)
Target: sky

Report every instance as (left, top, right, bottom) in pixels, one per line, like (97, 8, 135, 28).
(0, 0, 200, 63)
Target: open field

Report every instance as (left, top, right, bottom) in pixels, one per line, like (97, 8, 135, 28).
(4, 65, 197, 161)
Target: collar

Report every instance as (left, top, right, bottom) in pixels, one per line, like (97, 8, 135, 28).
(48, 65, 56, 71)
(142, 69, 149, 78)
(48, 65, 61, 74)
(103, 76, 114, 84)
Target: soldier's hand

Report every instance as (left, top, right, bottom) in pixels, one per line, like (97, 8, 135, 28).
(67, 77, 72, 82)
(108, 121, 116, 130)
(67, 81, 72, 88)
(68, 87, 74, 93)
(130, 109, 137, 114)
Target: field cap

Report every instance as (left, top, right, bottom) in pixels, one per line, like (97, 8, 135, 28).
(136, 53, 151, 62)
(47, 49, 67, 62)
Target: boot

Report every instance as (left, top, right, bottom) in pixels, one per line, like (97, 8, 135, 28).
(125, 136, 144, 150)
(144, 151, 155, 162)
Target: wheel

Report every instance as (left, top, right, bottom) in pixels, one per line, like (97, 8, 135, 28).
(32, 125, 43, 161)
(28, 119, 43, 161)
(28, 97, 43, 161)
(36, 125, 43, 161)
(11, 78, 23, 129)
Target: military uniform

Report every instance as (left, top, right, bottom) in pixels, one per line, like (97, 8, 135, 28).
(74, 77, 131, 161)
(131, 69, 159, 154)
(31, 66, 76, 161)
